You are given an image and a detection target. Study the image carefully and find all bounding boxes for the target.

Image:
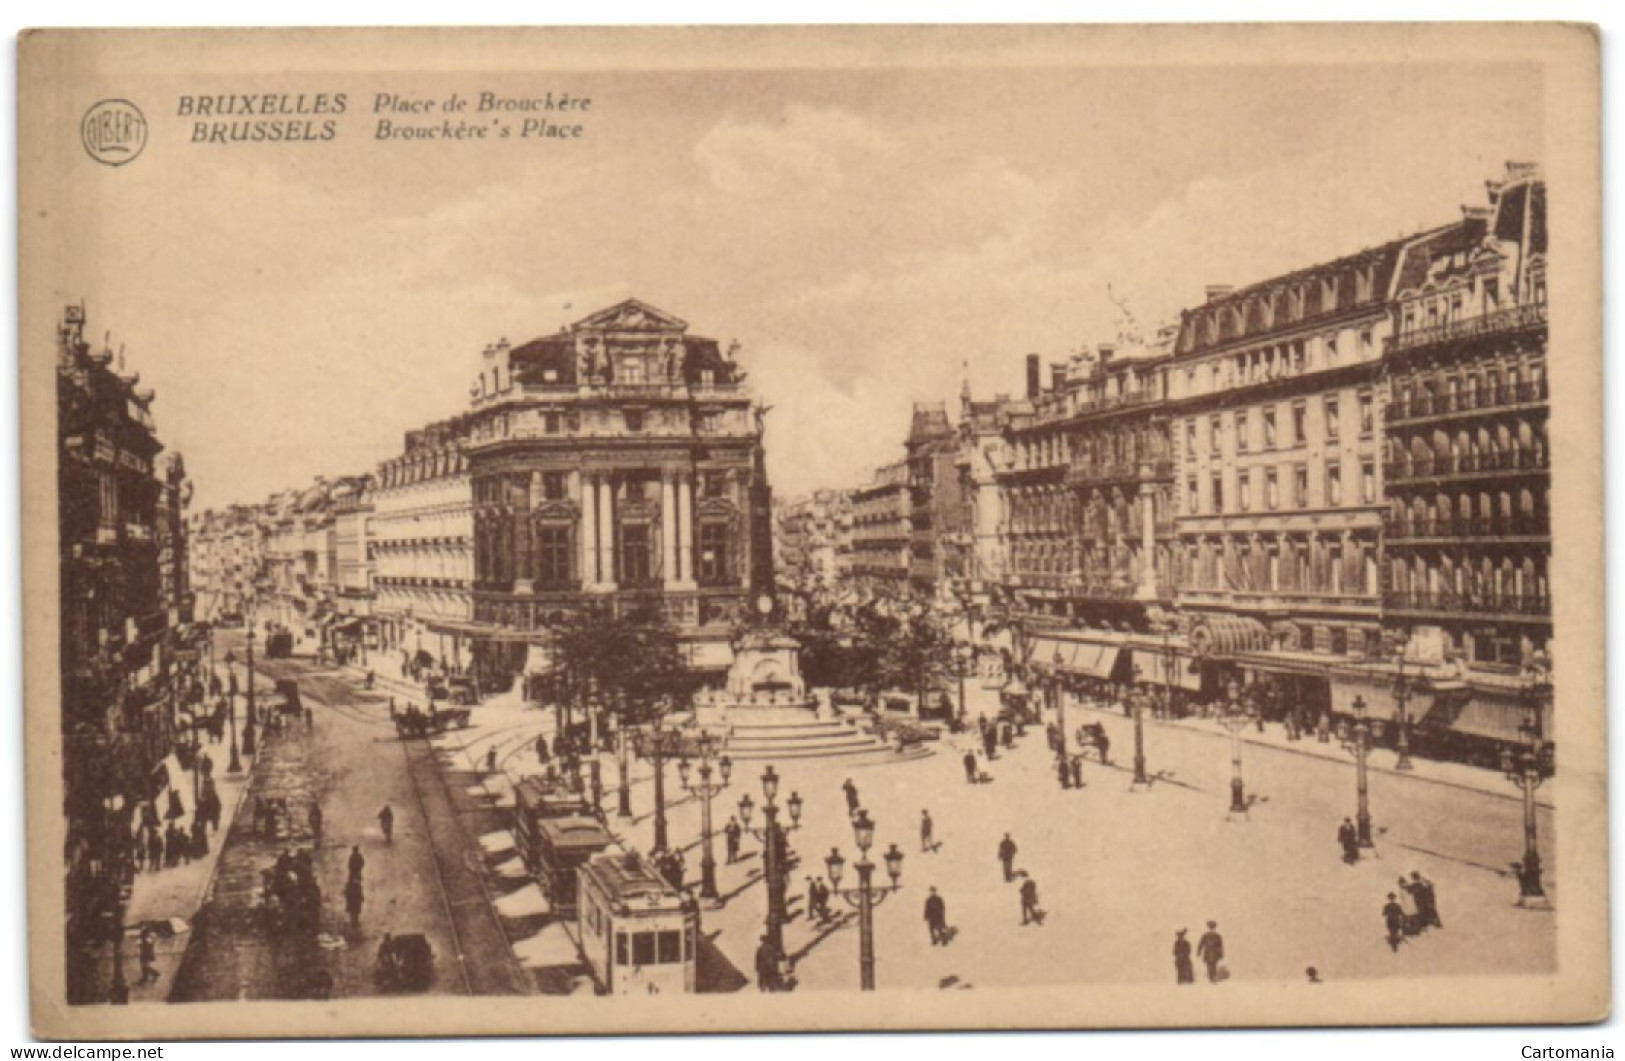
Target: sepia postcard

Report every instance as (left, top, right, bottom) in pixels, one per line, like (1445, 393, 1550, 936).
(17, 22, 1607, 1040)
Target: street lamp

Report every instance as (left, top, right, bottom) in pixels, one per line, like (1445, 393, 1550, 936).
(639, 715, 686, 854)
(1392, 630, 1414, 771)
(1503, 658, 1552, 909)
(1217, 678, 1256, 817)
(1344, 695, 1374, 848)
(1050, 647, 1067, 762)
(1129, 665, 1150, 788)
(242, 624, 258, 757)
(738, 765, 803, 954)
(825, 809, 904, 991)
(954, 643, 974, 725)
(678, 733, 733, 902)
(223, 648, 242, 774)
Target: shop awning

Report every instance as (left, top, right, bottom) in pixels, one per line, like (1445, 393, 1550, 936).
(1189, 615, 1271, 657)
(1066, 643, 1124, 679)
(523, 644, 553, 676)
(1329, 677, 1400, 721)
(1132, 649, 1202, 691)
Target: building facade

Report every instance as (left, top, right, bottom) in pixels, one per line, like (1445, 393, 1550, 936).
(460, 299, 772, 689)
(56, 305, 187, 1004)
(847, 460, 912, 590)
(372, 416, 475, 670)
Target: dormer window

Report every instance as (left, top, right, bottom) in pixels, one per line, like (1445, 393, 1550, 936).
(620, 358, 646, 386)
(700, 368, 715, 387)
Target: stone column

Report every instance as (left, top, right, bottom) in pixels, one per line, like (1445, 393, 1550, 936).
(580, 472, 598, 587)
(662, 472, 679, 586)
(1136, 470, 1158, 599)
(675, 472, 696, 588)
(597, 475, 616, 589)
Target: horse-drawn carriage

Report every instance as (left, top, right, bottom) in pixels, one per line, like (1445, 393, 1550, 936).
(393, 703, 472, 739)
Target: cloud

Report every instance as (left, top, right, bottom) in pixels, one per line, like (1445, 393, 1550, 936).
(694, 104, 894, 198)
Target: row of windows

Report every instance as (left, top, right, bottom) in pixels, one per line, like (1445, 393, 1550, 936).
(1186, 459, 1378, 515)
(477, 521, 737, 587)
(1185, 392, 1375, 459)
(472, 471, 736, 508)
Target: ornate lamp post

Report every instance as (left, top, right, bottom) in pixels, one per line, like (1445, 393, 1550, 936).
(1344, 695, 1374, 847)
(1392, 628, 1414, 771)
(1217, 678, 1256, 817)
(738, 766, 803, 954)
(678, 733, 732, 902)
(223, 648, 242, 774)
(1504, 656, 1551, 909)
(638, 716, 686, 854)
(242, 623, 257, 757)
(1049, 647, 1067, 762)
(1129, 665, 1149, 788)
(825, 809, 904, 991)
(954, 643, 973, 725)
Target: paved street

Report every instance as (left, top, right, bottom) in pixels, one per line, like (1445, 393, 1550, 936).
(171, 634, 531, 1000)
(420, 673, 1555, 995)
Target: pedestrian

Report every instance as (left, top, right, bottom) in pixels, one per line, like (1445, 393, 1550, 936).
(365, 669, 375, 690)
(1173, 928, 1195, 984)
(378, 803, 394, 843)
(725, 817, 742, 864)
(963, 749, 979, 785)
(309, 803, 323, 844)
(816, 878, 831, 922)
(536, 734, 550, 765)
(138, 928, 160, 985)
(1410, 870, 1442, 928)
(1046, 722, 1060, 753)
(132, 830, 147, 873)
(754, 935, 781, 992)
(1305, 966, 1322, 984)
(1094, 728, 1111, 764)
(304, 705, 314, 731)
(842, 778, 860, 816)
(1070, 755, 1084, 789)
(1056, 755, 1071, 790)
(486, 747, 498, 776)
(1000, 721, 1013, 749)
(925, 886, 949, 945)
(346, 876, 365, 935)
(1197, 921, 1225, 982)
(1382, 892, 1406, 952)
(146, 828, 163, 873)
(1338, 818, 1359, 865)
(998, 833, 1017, 882)
(1019, 877, 1040, 925)
(920, 809, 934, 853)
(348, 845, 365, 882)
(191, 816, 208, 858)
(982, 727, 997, 760)
(805, 877, 821, 924)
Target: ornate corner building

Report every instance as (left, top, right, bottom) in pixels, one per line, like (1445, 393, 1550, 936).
(460, 300, 774, 688)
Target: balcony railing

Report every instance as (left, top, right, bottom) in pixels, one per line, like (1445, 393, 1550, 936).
(1383, 590, 1552, 616)
(1387, 514, 1550, 540)
(1385, 379, 1549, 423)
(1384, 449, 1550, 482)
(1387, 300, 1547, 355)
(1067, 456, 1174, 485)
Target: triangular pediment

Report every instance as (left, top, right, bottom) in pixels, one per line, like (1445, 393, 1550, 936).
(572, 299, 687, 333)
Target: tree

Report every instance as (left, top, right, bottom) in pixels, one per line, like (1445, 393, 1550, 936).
(545, 602, 698, 738)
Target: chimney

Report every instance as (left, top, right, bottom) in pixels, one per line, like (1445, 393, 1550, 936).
(1097, 343, 1116, 365)
(1205, 285, 1234, 304)
(1050, 362, 1067, 392)
(1025, 353, 1041, 399)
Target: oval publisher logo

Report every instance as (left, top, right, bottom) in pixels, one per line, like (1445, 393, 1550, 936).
(81, 99, 148, 166)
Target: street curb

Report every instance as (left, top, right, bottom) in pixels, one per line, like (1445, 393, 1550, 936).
(1071, 702, 1555, 810)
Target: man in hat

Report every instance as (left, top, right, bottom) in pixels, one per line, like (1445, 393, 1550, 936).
(348, 844, 366, 883)
(1197, 921, 1225, 982)
(1382, 892, 1407, 952)
(1338, 818, 1360, 865)
(963, 749, 979, 785)
(1019, 877, 1040, 925)
(1408, 870, 1442, 929)
(998, 833, 1018, 882)
(725, 816, 742, 864)
(924, 886, 949, 945)
(754, 935, 781, 992)
(920, 809, 935, 853)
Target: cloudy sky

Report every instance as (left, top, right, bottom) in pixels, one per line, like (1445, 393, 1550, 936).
(50, 56, 1541, 511)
